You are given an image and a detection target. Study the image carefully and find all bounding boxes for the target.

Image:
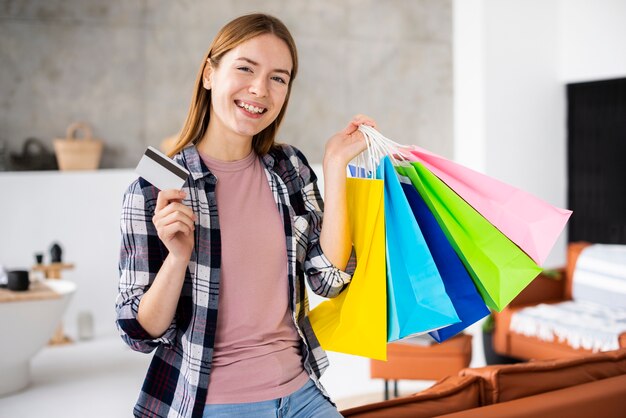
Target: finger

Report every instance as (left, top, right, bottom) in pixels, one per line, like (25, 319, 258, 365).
(157, 201, 196, 222)
(154, 201, 196, 230)
(354, 113, 375, 125)
(156, 189, 187, 212)
(350, 130, 367, 144)
(161, 222, 194, 241)
(158, 210, 196, 232)
(342, 121, 358, 135)
(352, 114, 377, 129)
(342, 116, 376, 136)
(154, 213, 194, 241)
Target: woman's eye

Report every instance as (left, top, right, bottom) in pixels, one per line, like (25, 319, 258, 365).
(272, 76, 286, 84)
(237, 66, 252, 73)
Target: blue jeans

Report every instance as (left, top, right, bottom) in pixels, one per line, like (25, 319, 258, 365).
(202, 379, 343, 418)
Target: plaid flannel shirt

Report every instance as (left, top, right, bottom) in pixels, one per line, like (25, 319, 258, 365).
(116, 144, 353, 418)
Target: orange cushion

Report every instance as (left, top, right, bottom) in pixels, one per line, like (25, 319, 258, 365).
(437, 374, 626, 418)
(341, 375, 481, 418)
(460, 348, 626, 404)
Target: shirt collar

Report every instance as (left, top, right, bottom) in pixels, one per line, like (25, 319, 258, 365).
(179, 144, 278, 182)
(262, 151, 276, 169)
(180, 145, 210, 181)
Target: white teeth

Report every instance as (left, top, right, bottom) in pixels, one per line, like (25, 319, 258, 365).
(237, 101, 265, 114)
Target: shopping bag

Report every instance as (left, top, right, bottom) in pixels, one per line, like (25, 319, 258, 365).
(399, 177, 490, 342)
(397, 162, 543, 311)
(407, 147, 572, 265)
(308, 177, 387, 360)
(377, 157, 459, 341)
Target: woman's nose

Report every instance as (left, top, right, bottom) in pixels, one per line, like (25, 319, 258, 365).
(248, 76, 268, 97)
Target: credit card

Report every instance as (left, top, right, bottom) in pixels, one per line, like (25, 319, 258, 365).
(135, 146, 190, 191)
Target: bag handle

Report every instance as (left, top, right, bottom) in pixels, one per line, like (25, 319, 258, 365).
(65, 122, 94, 141)
(355, 125, 413, 174)
(350, 127, 381, 179)
(361, 125, 413, 155)
(20, 137, 48, 155)
(349, 127, 370, 179)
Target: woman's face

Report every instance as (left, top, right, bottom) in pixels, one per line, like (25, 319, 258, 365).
(205, 33, 293, 143)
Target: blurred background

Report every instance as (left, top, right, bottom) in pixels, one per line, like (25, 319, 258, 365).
(0, 0, 454, 168)
(0, 0, 624, 416)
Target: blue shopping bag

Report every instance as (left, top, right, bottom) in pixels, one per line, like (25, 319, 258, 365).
(377, 157, 459, 341)
(399, 175, 490, 342)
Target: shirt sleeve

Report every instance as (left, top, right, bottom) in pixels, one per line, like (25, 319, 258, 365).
(294, 149, 357, 298)
(115, 179, 177, 353)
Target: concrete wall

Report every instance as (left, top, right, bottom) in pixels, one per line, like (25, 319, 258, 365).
(0, 0, 453, 168)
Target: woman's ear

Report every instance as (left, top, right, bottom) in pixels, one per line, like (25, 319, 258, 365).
(202, 61, 212, 90)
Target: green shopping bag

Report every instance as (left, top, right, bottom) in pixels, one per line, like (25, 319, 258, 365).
(396, 163, 542, 311)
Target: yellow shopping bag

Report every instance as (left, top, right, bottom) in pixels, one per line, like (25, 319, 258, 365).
(308, 177, 387, 360)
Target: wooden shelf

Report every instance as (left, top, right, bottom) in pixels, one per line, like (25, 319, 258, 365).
(32, 263, 75, 279)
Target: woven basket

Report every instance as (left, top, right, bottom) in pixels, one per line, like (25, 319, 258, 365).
(53, 122, 103, 171)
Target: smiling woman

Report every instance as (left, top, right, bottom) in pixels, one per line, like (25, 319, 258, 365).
(199, 33, 293, 158)
(115, 13, 377, 418)
(168, 14, 299, 159)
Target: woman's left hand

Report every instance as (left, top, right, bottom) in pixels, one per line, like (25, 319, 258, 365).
(323, 114, 377, 169)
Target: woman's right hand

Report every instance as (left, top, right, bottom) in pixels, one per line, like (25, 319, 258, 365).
(153, 189, 196, 260)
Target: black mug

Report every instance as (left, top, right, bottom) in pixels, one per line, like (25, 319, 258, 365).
(8, 270, 30, 291)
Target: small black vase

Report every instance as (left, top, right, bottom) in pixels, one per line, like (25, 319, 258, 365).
(50, 243, 63, 263)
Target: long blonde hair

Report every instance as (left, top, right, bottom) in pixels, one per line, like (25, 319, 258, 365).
(168, 14, 298, 157)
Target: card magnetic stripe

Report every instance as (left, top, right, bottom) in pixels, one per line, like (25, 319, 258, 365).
(145, 148, 188, 181)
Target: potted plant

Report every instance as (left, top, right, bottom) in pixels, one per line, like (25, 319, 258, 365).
(481, 312, 521, 365)
(481, 268, 564, 365)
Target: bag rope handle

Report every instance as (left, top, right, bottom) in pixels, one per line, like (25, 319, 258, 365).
(65, 122, 94, 141)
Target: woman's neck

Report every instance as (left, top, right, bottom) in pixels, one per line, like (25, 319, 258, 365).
(197, 121, 253, 162)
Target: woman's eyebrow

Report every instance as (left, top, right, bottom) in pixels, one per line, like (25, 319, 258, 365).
(235, 57, 291, 77)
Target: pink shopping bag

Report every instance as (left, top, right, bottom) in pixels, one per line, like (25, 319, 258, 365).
(407, 147, 572, 265)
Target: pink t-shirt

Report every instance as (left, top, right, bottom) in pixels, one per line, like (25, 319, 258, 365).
(201, 150, 309, 404)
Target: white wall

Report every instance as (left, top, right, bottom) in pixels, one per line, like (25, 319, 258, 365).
(558, 0, 626, 83)
(453, 0, 486, 172)
(453, 0, 625, 268)
(454, 0, 568, 268)
(0, 170, 137, 339)
(483, 0, 568, 268)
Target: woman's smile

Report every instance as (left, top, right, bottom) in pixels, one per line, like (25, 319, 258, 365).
(235, 99, 268, 117)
